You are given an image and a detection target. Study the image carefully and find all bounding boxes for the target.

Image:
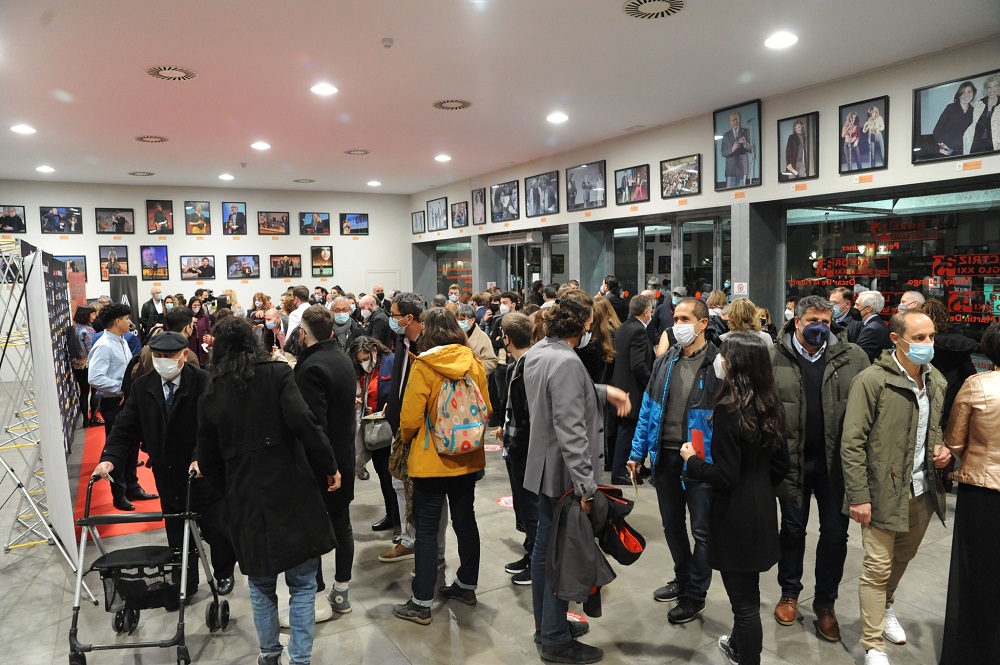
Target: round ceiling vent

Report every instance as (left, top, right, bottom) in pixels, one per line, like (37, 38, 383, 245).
(622, 0, 685, 19)
(433, 99, 472, 111)
(293, 178, 316, 183)
(128, 171, 155, 177)
(344, 149, 373, 156)
(135, 135, 168, 143)
(146, 65, 198, 81)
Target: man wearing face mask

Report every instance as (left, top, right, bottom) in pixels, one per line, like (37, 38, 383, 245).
(447, 284, 462, 305)
(770, 296, 869, 642)
(139, 287, 166, 344)
(359, 294, 393, 348)
(263, 308, 288, 352)
(330, 296, 362, 352)
(487, 291, 519, 353)
(628, 297, 723, 624)
(93, 332, 238, 598)
(848, 291, 892, 363)
(841, 310, 951, 665)
(457, 304, 498, 376)
(829, 287, 862, 326)
(651, 286, 684, 351)
(132, 306, 200, 379)
(610, 295, 654, 485)
(895, 290, 925, 313)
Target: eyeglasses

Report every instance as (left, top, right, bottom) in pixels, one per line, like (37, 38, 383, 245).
(390, 312, 409, 320)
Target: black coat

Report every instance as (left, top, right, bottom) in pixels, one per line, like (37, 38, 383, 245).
(685, 404, 789, 572)
(294, 339, 357, 514)
(849, 316, 892, 363)
(365, 307, 393, 349)
(604, 293, 629, 325)
(139, 299, 164, 343)
(197, 361, 335, 577)
(610, 317, 653, 420)
(650, 301, 674, 345)
(386, 334, 416, 432)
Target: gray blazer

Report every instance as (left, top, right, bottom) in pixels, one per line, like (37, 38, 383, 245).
(523, 336, 608, 499)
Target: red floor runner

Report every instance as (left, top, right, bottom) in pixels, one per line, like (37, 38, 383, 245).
(73, 425, 164, 540)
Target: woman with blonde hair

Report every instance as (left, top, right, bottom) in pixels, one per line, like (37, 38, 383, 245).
(707, 290, 729, 318)
(722, 298, 773, 347)
(842, 111, 862, 170)
(222, 288, 245, 318)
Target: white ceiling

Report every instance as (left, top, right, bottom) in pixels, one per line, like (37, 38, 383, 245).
(0, 1, 997, 195)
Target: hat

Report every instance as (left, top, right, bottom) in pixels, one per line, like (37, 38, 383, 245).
(148, 331, 188, 353)
(670, 286, 688, 297)
(646, 276, 661, 288)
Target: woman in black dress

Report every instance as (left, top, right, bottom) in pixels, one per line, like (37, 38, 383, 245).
(680, 332, 789, 665)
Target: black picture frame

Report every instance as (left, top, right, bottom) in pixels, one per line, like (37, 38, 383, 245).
(912, 69, 1000, 163)
(411, 210, 426, 235)
(471, 188, 487, 225)
(565, 161, 607, 212)
(180, 255, 216, 281)
(427, 197, 448, 231)
(777, 112, 820, 182)
(0, 205, 27, 233)
(222, 201, 248, 235)
(450, 201, 469, 228)
(184, 201, 211, 235)
(839, 95, 889, 174)
(225, 254, 261, 279)
(713, 99, 762, 191)
(40, 206, 83, 234)
(660, 154, 701, 199)
(96, 208, 134, 234)
(525, 171, 560, 217)
(340, 213, 369, 236)
(146, 200, 173, 234)
(311, 246, 334, 277)
(300, 212, 330, 236)
(491, 180, 520, 222)
(139, 245, 169, 281)
(269, 254, 302, 278)
(258, 211, 290, 235)
(98, 245, 128, 281)
(55, 255, 87, 281)
(614, 164, 651, 205)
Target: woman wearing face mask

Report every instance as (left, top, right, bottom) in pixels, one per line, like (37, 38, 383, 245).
(784, 297, 799, 323)
(247, 291, 268, 340)
(188, 298, 213, 368)
(757, 306, 778, 342)
(576, 295, 620, 384)
(457, 304, 498, 377)
(346, 294, 362, 323)
(680, 333, 790, 665)
(721, 298, 774, 353)
(162, 294, 176, 313)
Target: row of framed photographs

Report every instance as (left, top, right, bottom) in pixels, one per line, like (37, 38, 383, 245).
(0, 203, 371, 236)
(54, 247, 337, 282)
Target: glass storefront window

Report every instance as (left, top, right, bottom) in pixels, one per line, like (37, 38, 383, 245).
(644, 224, 672, 288)
(436, 240, 472, 295)
(683, 219, 716, 297)
(613, 227, 639, 296)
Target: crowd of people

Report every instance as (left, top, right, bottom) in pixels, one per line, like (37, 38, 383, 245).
(67, 274, 998, 665)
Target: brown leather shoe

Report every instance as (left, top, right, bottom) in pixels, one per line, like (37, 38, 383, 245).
(812, 601, 841, 642)
(773, 596, 798, 626)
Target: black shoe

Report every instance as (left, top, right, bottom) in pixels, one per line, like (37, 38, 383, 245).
(610, 474, 642, 486)
(392, 599, 431, 625)
(718, 635, 739, 665)
(216, 576, 235, 596)
(112, 496, 135, 511)
(504, 554, 530, 574)
(357, 468, 370, 480)
(437, 582, 477, 606)
(89, 417, 105, 427)
(515, 519, 526, 533)
(534, 620, 591, 644)
(511, 568, 531, 585)
(653, 580, 683, 602)
(667, 597, 706, 624)
(540, 638, 603, 664)
(372, 515, 393, 531)
(126, 487, 159, 501)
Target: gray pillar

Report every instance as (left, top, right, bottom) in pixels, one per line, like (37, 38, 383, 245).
(732, 202, 785, 317)
(472, 236, 503, 292)
(411, 242, 436, 305)
(569, 221, 610, 294)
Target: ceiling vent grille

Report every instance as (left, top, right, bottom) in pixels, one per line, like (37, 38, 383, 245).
(622, 0, 684, 19)
(433, 99, 472, 111)
(146, 66, 198, 81)
(134, 135, 168, 143)
(128, 171, 155, 177)
(344, 149, 372, 156)
(293, 178, 315, 183)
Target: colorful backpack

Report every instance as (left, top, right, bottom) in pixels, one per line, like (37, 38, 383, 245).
(424, 373, 487, 456)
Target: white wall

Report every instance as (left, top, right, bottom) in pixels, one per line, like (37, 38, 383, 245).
(0, 181, 412, 304)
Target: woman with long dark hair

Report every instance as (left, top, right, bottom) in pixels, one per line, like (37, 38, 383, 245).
(69, 305, 101, 427)
(680, 332, 789, 665)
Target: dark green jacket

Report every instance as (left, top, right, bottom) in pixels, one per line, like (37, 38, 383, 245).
(773, 322, 869, 507)
(840, 349, 947, 532)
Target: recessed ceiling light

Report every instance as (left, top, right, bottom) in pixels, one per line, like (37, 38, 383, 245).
(251, 141, 271, 151)
(311, 82, 339, 96)
(764, 31, 798, 49)
(367, 180, 381, 187)
(36, 165, 55, 173)
(219, 174, 235, 181)
(10, 124, 36, 134)
(435, 154, 452, 162)
(547, 111, 569, 124)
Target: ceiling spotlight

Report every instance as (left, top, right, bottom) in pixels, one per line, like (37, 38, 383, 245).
(367, 180, 381, 187)
(547, 111, 569, 124)
(764, 31, 798, 49)
(10, 124, 36, 134)
(311, 82, 339, 96)
(435, 154, 452, 162)
(251, 141, 271, 151)
(36, 165, 55, 173)
(219, 173, 235, 181)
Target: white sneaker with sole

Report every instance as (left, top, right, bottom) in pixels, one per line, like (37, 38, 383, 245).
(278, 594, 333, 628)
(864, 648, 890, 665)
(882, 606, 906, 644)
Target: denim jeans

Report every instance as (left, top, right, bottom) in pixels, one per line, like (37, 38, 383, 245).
(532, 494, 570, 646)
(612, 418, 637, 478)
(410, 474, 479, 606)
(505, 447, 538, 556)
(721, 570, 763, 665)
(248, 557, 319, 665)
(654, 449, 713, 601)
(777, 455, 850, 607)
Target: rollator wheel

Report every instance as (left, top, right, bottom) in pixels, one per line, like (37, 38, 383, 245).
(205, 600, 220, 632)
(124, 608, 140, 634)
(113, 609, 125, 633)
(218, 600, 230, 630)
(176, 644, 191, 665)
(69, 653, 87, 665)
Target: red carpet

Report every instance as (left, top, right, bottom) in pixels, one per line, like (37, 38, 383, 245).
(73, 426, 164, 540)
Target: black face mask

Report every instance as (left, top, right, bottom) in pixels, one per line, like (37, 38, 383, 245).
(374, 292, 384, 302)
(489, 303, 500, 313)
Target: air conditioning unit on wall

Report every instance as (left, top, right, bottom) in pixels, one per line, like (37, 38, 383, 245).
(486, 231, 542, 247)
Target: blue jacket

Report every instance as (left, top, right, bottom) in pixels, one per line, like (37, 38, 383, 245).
(629, 342, 722, 472)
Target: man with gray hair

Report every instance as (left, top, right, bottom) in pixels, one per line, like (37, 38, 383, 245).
(330, 296, 361, 351)
(359, 294, 392, 347)
(896, 291, 925, 313)
(849, 291, 891, 363)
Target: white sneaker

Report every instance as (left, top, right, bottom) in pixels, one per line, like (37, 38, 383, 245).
(882, 606, 906, 644)
(864, 648, 890, 665)
(277, 595, 333, 628)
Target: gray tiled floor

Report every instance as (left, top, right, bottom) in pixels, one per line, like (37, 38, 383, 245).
(0, 427, 951, 664)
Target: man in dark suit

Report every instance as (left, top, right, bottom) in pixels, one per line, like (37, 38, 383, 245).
(138, 287, 165, 343)
(849, 291, 892, 363)
(610, 295, 654, 484)
(359, 294, 393, 348)
(829, 287, 863, 327)
(601, 275, 630, 324)
(226, 204, 246, 234)
(93, 332, 236, 597)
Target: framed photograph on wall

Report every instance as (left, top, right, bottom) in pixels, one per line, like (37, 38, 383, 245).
(450, 201, 468, 228)
(146, 200, 173, 234)
(96, 208, 134, 234)
(222, 201, 248, 235)
(180, 255, 215, 280)
(98, 245, 128, 281)
(139, 245, 169, 281)
(300, 212, 330, 235)
(471, 188, 487, 225)
(777, 112, 820, 182)
(713, 99, 761, 191)
(55, 255, 87, 281)
(912, 68, 1000, 163)
(258, 211, 290, 235)
(270, 254, 302, 278)
(184, 201, 211, 235)
(839, 95, 888, 174)
(427, 197, 448, 231)
(311, 246, 334, 277)
(0, 205, 26, 233)
(565, 160, 607, 211)
(40, 206, 83, 234)
(225, 254, 260, 279)
(490, 180, 520, 222)
(340, 213, 369, 236)
(525, 171, 559, 217)
(614, 164, 651, 205)
(411, 210, 426, 235)
(660, 154, 701, 199)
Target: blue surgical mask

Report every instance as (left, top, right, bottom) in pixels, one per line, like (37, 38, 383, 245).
(334, 313, 350, 325)
(449, 294, 460, 303)
(266, 320, 277, 330)
(802, 321, 830, 347)
(165, 303, 174, 311)
(388, 315, 404, 334)
(458, 320, 470, 331)
(671, 296, 681, 306)
(899, 337, 934, 365)
(350, 304, 357, 313)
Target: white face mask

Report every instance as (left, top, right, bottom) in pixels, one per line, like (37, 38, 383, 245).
(360, 357, 376, 373)
(254, 300, 263, 308)
(783, 309, 795, 321)
(153, 356, 182, 381)
(673, 323, 698, 347)
(713, 353, 726, 379)
(499, 304, 511, 316)
(577, 330, 592, 349)
(360, 308, 372, 320)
